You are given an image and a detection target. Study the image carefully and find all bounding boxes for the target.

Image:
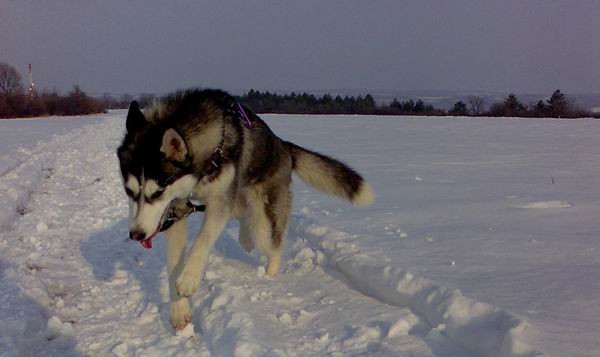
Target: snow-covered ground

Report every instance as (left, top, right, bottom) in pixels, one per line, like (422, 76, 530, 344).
(0, 111, 598, 356)
(0, 115, 105, 187)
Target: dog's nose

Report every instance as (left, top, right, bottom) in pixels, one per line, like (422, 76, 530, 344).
(129, 231, 146, 241)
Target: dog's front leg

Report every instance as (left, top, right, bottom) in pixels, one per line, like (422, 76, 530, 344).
(176, 201, 230, 297)
(164, 218, 191, 330)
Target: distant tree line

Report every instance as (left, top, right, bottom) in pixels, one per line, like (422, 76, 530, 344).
(2, 59, 595, 119)
(447, 91, 593, 118)
(99, 93, 157, 110)
(381, 98, 445, 116)
(484, 91, 590, 118)
(237, 89, 594, 118)
(236, 89, 446, 115)
(0, 62, 106, 118)
(237, 90, 378, 114)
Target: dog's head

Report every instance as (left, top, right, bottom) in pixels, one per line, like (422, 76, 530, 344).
(117, 101, 198, 248)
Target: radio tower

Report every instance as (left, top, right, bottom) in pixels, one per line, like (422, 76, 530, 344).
(28, 64, 35, 99)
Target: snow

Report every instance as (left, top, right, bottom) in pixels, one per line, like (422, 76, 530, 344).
(520, 200, 572, 209)
(264, 114, 600, 357)
(0, 111, 598, 356)
(0, 115, 104, 153)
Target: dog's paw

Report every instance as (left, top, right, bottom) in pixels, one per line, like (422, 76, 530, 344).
(266, 255, 281, 278)
(170, 299, 192, 330)
(176, 270, 200, 297)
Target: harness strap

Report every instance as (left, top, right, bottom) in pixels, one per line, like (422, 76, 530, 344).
(236, 102, 254, 129)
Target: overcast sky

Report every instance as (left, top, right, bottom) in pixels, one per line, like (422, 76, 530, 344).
(1, 0, 599, 96)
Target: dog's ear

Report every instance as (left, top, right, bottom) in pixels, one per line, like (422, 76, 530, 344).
(126, 101, 148, 134)
(161, 128, 188, 161)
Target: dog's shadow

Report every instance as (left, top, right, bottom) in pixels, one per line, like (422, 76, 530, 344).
(79, 214, 259, 327)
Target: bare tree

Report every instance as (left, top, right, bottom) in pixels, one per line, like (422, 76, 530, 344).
(0, 62, 23, 96)
(467, 96, 485, 116)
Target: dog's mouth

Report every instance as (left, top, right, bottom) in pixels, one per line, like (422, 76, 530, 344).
(139, 231, 158, 249)
(138, 205, 173, 250)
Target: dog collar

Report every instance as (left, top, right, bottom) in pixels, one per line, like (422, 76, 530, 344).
(204, 145, 225, 177)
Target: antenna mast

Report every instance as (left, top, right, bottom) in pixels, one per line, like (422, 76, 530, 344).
(28, 64, 35, 99)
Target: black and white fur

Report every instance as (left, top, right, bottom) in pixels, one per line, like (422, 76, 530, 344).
(117, 89, 374, 330)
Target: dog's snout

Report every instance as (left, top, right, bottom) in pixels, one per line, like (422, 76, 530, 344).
(129, 231, 146, 241)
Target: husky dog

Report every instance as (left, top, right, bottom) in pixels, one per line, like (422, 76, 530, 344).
(117, 89, 374, 330)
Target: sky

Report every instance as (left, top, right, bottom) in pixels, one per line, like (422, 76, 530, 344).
(1, 0, 599, 96)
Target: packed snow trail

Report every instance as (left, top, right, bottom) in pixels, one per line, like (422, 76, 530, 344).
(0, 113, 544, 356)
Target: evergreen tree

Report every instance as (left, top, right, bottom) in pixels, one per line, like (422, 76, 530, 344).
(547, 90, 569, 117)
(363, 94, 376, 113)
(403, 99, 415, 112)
(532, 100, 548, 117)
(413, 99, 425, 113)
(449, 101, 468, 116)
(504, 93, 525, 115)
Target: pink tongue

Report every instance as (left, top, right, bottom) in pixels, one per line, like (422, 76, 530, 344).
(140, 237, 153, 249)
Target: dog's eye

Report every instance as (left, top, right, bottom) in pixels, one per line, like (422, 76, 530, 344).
(150, 190, 164, 200)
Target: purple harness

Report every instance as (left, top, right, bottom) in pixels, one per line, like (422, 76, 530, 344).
(236, 102, 254, 129)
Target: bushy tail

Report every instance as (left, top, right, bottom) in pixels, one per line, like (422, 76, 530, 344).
(286, 142, 374, 207)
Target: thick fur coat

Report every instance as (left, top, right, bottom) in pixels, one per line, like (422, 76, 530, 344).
(117, 89, 374, 329)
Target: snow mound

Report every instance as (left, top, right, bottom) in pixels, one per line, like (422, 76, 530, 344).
(0, 154, 45, 228)
(198, 280, 264, 356)
(0, 132, 76, 228)
(292, 216, 546, 357)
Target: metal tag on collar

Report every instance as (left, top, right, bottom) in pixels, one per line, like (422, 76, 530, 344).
(210, 147, 223, 169)
(187, 198, 206, 212)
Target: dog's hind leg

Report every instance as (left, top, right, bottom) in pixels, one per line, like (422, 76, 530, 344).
(251, 182, 292, 277)
(164, 218, 191, 330)
(266, 183, 292, 277)
(246, 201, 277, 276)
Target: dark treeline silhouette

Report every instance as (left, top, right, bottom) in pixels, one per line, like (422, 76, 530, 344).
(380, 98, 445, 116)
(486, 91, 592, 118)
(0, 62, 106, 118)
(237, 89, 444, 115)
(0, 86, 107, 118)
(237, 89, 595, 118)
(100, 92, 156, 110)
(238, 90, 377, 114)
(2, 58, 595, 119)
